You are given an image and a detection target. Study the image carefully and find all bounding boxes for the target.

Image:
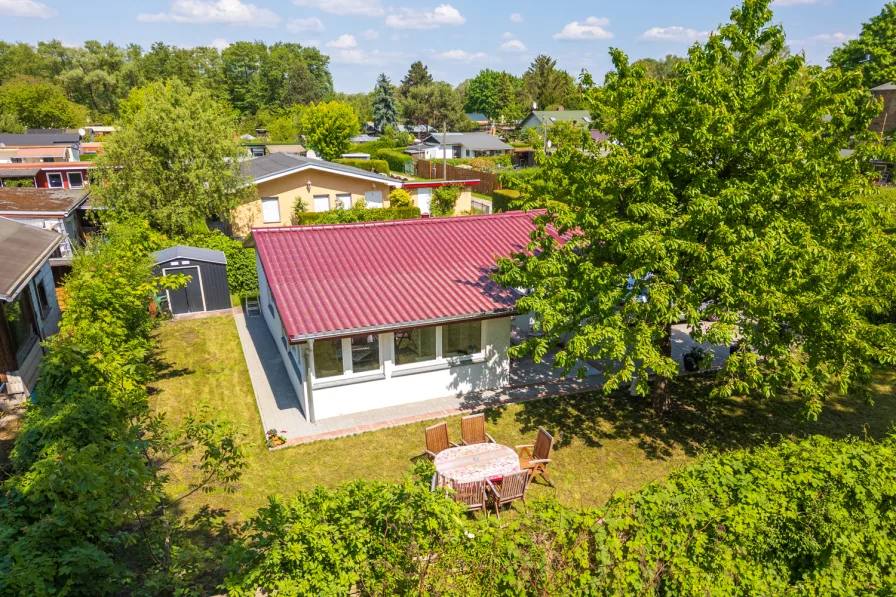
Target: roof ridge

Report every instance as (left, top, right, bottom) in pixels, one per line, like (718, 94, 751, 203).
(255, 210, 543, 234)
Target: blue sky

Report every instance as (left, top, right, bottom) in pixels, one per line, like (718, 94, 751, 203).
(0, 0, 887, 93)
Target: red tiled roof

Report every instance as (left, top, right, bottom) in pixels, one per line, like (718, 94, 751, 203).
(15, 147, 68, 158)
(252, 210, 558, 340)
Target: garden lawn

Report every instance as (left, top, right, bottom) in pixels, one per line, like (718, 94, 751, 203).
(150, 315, 896, 521)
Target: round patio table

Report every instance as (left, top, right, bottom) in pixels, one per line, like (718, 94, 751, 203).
(434, 443, 520, 484)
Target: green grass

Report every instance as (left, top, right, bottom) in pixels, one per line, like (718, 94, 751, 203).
(472, 191, 493, 201)
(150, 315, 896, 521)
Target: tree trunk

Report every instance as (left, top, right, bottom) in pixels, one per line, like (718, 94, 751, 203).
(652, 323, 673, 415)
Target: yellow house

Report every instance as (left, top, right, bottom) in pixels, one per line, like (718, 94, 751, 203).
(232, 153, 482, 237)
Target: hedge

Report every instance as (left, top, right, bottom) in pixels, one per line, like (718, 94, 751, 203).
(333, 158, 389, 175)
(372, 148, 413, 172)
(294, 205, 420, 225)
(491, 188, 520, 212)
(164, 229, 259, 298)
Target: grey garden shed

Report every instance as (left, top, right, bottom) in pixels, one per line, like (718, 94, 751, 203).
(152, 245, 230, 315)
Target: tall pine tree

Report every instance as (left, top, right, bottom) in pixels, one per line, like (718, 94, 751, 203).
(372, 73, 398, 132)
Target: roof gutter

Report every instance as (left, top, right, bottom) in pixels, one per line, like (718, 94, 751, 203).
(287, 309, 517, 344)
(0, 233, 63, 302)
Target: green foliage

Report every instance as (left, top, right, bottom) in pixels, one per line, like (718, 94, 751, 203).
(372, 73, 398, 132)
(522, 55, 581, 111)
(829, 3, 896, 89)
(372, 148, 413, 171)
(91, 80, 253, 236)
(0, 75, 88, 128)
(431, 184, 462, 217)
(494, 0, 896, 417)
(464, 69, 525, 123)
(1, 177, 34, 187)
(175, 230, 259, 297)
(300, 100, 360, 161)
(281, 59, 324, 107)
(401, 82, 472, 130)
(491, 188, 521, 212)
(226, 434, 896, 595)
(293, 204, 420, 225)
(332, 158, 389, 175)
(400, 61, 433, 96)
(633, 54, 687, 81)
(0, 111, 24, 133)
(387, 188, 412, 208)
(255, 105, 303, 143)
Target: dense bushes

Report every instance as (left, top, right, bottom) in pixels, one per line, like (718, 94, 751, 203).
(491, 188, 520, 212)
(293, 204, 420, 225)
(372, 148, 413, 172)
(175, 229, 258, 298)
(333, 158, 390, 175)
(431, 184, 462, 217)
(226, 434, 896, 596)
(387, 188, 411, 207)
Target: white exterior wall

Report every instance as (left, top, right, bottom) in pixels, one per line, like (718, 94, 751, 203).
(29, 260, 60, 338)
(257, 252, 309, 418)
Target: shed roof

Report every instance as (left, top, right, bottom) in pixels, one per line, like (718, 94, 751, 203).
(0, 133, 81, 147)
(0, 216, 63, 301)
(152, 245, 227, 265)
(871, 82, 896, 91)
(465, 113, 489, 122)
(247, 210, 562, 340)
(422, 132, 512, 151)
(241, 152, 400, 186)
(0, 167, 41, 179)
(0, 188, 91, 216)
(520, 110, 592, 128)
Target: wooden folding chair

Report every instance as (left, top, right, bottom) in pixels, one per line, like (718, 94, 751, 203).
(461, 413, 495, 445)
(517, 427, 554, 487)
(449, 479, 487, 515)
(485, 470, 529, 519)
(424, 421, 458, 459)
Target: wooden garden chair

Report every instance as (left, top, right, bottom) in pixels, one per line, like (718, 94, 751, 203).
(485, 470, 529, 519)
(461, 413, 495, 445)
(516, 427, 554, 487)
(424, 421, 458, 459)
(449, 479, 487, 515)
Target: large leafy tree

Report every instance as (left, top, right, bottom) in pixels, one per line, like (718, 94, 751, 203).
(495, 0, 896, 416)
(281, 59, 324, 106)
(633, 54, 686, 81)
(0, 75, 87, 127)
(402, 81, 472, 130)
(92, 80, 252, 236)
(400, 60, 433, 96)
(829, 3, 896, 89)
(522, 54, 578, 110)
(372, 73, 398, 132)
(300, 100, 360, 160)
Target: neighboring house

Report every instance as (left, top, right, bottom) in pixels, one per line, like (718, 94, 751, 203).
(0, 133, 83, 163)
(0, 217, 63, 397)
(420, 132, 513, 158)
(0, 187, 91, 265)
(465, 113, 490, 131)
(243, 143, 306, 158)
(0, 162, 92, 189)
(870, 82, 896, 133)
(233, 153, 402, 236)
(246, 210, 559, 422)
(518, 110, 592, 131)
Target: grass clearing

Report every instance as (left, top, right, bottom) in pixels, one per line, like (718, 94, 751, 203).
(150, 315, 896, 521)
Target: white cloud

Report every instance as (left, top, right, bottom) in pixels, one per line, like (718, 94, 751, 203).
(510, 12, 523, 23)
(0, 0, 56, 18)
(553, 16, 613, 41)
(210, 38, 230, 50)
(286, 16, 324, 34)
(326, 34, 357, 48)
(502, 31, 514, 40)
(137, 0, 280, 27)
(435, 49, 497, 63)
(639, 26, 711, 43)
(330, 49, 402, 65)
(293, 0, 383, 17)
(360, 29, 379, 40)
(390, 34, 403, 41)
(809, 32, 855, 42)
(386, 4, 465, 29)
(500, 39, 527, 52)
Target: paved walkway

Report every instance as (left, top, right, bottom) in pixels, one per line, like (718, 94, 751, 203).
(233, 308, 730, 448)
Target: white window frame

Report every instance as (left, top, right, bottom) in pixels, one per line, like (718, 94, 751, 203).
(391, 320, 486, 373)
(313, 194, 331, 212)
(261, 197, 280, 223)
(47, 172, 64, 188)
(336, 193, 352, 208)
(66, 171, 84, 189)
(311, 334, 385, 382)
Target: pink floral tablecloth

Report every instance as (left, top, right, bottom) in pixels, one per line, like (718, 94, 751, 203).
(434, 443, 520, 484)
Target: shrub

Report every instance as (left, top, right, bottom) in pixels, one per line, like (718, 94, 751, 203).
(372, 148, 413, 172)
(333, 158, 389, 175)
(2, 177, 34, 187)
(491, 188, 520, 212)
(180, 229, 259, 297)
(387, 188, 411, 208)
(293, 205, 420, 225)
(431, 184, 462, 217)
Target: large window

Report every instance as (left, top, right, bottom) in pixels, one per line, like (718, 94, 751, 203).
(35, 280, 51, 317)
(47, 173, 64, 188)
(261, 197, 280, 223)
(442, 320, 482, 358)
(394, 327, 437, 365)
(349, 334, 380, 373)
(67, 172, 84, 189)
(313, 338, 344, 379)
(5, 291, 37, 362)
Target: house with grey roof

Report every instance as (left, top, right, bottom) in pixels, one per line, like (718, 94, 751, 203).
(420, 132, 513, 159)
(518, 110, 593, 131)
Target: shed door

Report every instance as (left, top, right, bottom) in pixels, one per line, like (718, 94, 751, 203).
(166, 266, 205, 314)
(416, 188, 432, 213)
(365, 190, 383, 208)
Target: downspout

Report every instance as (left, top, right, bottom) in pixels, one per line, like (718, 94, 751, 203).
(303, 343, 316, 424)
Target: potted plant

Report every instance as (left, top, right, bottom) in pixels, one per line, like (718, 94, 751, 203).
(266, 428, 287, 448)
(683, 346, 708, 372)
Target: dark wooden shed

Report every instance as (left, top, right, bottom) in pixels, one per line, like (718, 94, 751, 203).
(152, 245, 230, 315)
